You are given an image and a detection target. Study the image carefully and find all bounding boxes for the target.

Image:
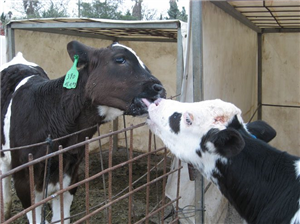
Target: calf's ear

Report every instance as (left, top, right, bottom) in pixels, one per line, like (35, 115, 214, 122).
(210, 128, 245, 158)
(246, 120, 276, 143)
(67, 41, 93, 67)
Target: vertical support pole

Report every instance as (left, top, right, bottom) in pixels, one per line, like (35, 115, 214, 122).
(257, 33, 263, 120)
(192, 0, 204, 102)
(175, 159, 181, 223)
(28, 153, 36, 224)
(145, 131, 151, 224)
(191, 0, 205, 223)
(85, 137, 90, 224)
(97, 125, 109, 223)
(108, 136, 113, 224)
(0, 171, 4, 223)
(58, 146, 64, 224)
(128, 128, 134, 224)
(6, 24, 15, 60)
(176, 26, 184, 101)
(161, 147, 167, 224)
(113, 119, 118, 151)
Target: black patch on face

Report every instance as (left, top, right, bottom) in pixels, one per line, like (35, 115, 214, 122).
(196, 149, 202, 157)
(200, 128, 219, 153)
(169, 112, 182, 134)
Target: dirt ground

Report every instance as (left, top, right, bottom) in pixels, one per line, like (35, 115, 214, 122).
(9, 148, 175, 224)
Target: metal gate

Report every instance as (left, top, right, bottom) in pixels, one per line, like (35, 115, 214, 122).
(0, 122, 182, 224)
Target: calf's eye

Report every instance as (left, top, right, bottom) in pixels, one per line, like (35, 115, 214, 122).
(169, 112, 182, 134)
(115, 57, 126, 64)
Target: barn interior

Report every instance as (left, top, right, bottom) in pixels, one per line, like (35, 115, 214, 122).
(2, 0, 300, 223)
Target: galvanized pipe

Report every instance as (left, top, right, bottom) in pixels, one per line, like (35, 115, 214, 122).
(85, 137, 90, 224)
(28, 153, 36, 224)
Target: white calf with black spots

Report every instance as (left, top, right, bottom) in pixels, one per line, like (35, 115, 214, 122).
(144, 98, 300, 224)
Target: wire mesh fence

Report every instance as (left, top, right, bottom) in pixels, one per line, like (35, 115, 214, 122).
(0, 121, 182, 224)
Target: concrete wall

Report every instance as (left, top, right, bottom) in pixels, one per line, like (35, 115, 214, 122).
(201, 2, 257, 223)
(262, 33, 300, 156)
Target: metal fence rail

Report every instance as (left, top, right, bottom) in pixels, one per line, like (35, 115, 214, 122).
(0, 122, 182, 224)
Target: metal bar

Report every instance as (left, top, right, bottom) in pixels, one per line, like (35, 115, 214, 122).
(2, 122, 144, 153)
(263, 28, 300, 32)
(257, 33, 262, 120)
(71, 168, 182, 224)
(235, 5, 300, 8)
(161, 147, 167, 224)
(59, 146, 64, 223)
(4, 146, 168, 223)
(264, 2, 283, 29)
(211, 1, 262, 33)
(145, 132, 151, 224)
(10, 22, 179, 30)
(28, 153, 36, 224)
(96, 125, 109, 223)
(169, 217, 180, 224)
(192, 0, 204, 102)
(191, 1, 205, 223)
(0, 171, 4, 223)
(113, 119, 118, 151)
(6, 25, 15, 60)
(128, 129, 133, 224)
(85, 137, 90, 224)
(122, 115, 130, 160)
(15, 28, 177, 42)
(175, 159, 181, 223)
(108, 136, 113, 224)
(176, 26, 184, 101)
(261, 104, 300, 108)
(134, 198, 180, 224)
(2, 123, 146, 178)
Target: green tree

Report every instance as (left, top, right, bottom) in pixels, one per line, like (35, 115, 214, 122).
(23, 0, 41, 18)
(41, 2, 68, 18)
(166, 0, 188, 22)
(1, 13, 7, 24)
(80, 0, 124, 19)
(120, 10, 139, 20)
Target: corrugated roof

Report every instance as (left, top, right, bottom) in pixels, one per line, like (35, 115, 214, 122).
(7, 18, 182, 42)
(228, 0, 300, 29)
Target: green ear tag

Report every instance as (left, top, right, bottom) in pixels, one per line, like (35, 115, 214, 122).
(63, 55, 79, 89)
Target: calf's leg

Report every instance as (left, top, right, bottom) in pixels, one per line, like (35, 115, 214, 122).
(0, 153, 12, 220)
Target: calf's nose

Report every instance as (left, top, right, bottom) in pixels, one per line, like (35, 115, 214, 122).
(152, 84, 164, 93)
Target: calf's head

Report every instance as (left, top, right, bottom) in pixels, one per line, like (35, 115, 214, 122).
(144, 99, 245, 179)
(67, 41, 166, 116)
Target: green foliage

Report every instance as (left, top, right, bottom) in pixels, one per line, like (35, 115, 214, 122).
(1, 13, 6, 24)
(23, 0, 41, 18)
(80, 0, 135, 20)
(166, 0, 188, 22)
(41, 2, 68, 18)
(119, 10, 139, 21)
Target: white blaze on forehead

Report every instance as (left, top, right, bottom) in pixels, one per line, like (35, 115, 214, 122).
(0, 52, 38, 72)
(112, 43, 146, 69)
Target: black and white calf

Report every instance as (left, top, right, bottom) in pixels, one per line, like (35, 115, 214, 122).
(0, 41, 166, 223)
(144, 98, 300, 224)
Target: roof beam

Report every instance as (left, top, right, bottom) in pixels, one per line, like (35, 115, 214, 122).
(211, 1, 262, 33)
(10, 22, 179, 30)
